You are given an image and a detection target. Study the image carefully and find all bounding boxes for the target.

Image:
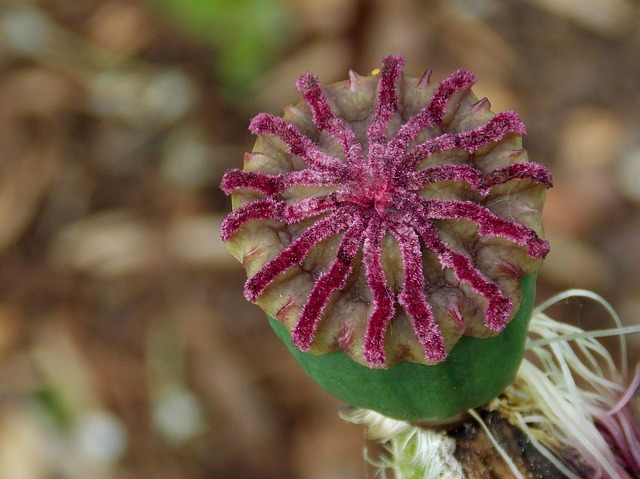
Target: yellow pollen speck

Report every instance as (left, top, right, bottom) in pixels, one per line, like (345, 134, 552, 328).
(371, 68, 381, 76)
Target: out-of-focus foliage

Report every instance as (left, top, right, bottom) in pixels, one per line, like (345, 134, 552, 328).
(152, 0, 293, 99)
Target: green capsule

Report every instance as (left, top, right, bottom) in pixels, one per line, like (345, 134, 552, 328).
(269, 273, 536, 422)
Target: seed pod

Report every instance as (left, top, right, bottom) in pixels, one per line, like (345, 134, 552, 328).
(221, 55, 551, 420)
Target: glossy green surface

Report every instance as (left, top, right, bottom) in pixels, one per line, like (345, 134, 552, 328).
(269, 273, 537, 422)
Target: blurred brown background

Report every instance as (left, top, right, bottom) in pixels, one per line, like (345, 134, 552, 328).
(0, 0, 639, 477)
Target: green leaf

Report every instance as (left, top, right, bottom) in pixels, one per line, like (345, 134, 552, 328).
(151, 0, 292, 96)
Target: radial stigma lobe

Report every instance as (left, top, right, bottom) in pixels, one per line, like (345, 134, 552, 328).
(221, 55, 551, 367)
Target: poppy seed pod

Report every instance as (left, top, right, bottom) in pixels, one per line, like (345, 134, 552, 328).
(221, 55, 551, 421)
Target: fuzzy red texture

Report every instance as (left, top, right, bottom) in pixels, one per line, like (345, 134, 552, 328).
(221, 55, 551, 367)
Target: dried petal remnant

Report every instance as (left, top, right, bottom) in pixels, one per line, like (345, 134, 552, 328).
(221, 55, 551, 368)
